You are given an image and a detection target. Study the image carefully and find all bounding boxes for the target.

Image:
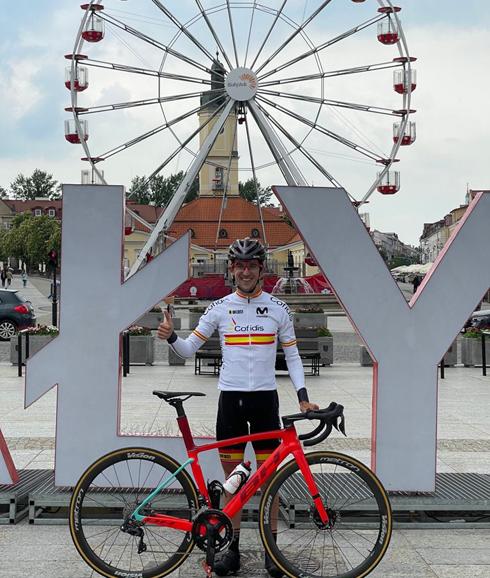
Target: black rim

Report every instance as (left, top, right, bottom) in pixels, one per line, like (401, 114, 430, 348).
(259, 451, 392, 578)
(70, 448, 199, 578)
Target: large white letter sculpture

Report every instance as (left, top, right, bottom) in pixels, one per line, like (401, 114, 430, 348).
(275, 186, 490, 491)
(22, 185, 200, 486)
(0, 431, 18, 485)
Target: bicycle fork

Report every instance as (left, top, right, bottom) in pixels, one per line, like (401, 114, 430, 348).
(294, 450, 330, 526)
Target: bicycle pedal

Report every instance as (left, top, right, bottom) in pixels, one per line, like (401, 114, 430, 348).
(201, 559, 213, 577)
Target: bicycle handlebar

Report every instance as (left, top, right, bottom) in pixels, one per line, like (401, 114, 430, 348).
(282, 402, 346, 447)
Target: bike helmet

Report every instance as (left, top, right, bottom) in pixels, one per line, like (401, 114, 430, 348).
(228, 238, 266, 262)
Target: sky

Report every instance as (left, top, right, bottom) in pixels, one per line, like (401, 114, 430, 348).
(0, 1, 489, 246)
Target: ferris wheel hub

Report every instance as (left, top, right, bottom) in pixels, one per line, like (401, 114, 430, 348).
(225, 67, 258, 102)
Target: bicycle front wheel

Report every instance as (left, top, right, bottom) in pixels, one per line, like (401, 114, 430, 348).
(69, 447, 199, 578)
(259, 451, 392, 578)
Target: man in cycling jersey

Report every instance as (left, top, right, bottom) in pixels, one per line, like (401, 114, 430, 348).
(158, 237, 318, 577)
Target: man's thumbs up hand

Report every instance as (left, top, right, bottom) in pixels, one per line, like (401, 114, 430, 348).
(157, 309, 174, 340)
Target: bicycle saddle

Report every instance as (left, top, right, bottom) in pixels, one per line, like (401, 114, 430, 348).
(153, 390, 206, 402)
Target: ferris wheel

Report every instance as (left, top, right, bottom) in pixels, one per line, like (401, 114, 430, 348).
(65, 0, 416, 272)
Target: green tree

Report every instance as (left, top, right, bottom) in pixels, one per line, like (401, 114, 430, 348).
(0, 186, 7, 198)
(0, 230, 8, 262)
(3, 213, 61, 270)
(10, 169, 60, 200)
(128, 171, 198, 206)
(239, 178, 273, 205)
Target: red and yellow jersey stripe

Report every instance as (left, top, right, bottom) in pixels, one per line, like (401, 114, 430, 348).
(193, 329, 208, 342)
(281, 339, 297, 348)
(224, 333, 276, 346)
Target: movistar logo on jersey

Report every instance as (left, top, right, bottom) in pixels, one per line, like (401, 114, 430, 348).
(235, 325, 264, 332)
(256, 307, 268, 316)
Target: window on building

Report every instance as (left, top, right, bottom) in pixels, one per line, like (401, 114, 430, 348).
(218, 228, 228, 239)
(34, 209, 42, 217)
(251, 228, 260, 238)
(48, 208, 56, 217)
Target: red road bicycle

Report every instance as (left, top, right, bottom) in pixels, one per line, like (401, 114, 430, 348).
(70, 391, 392, 578)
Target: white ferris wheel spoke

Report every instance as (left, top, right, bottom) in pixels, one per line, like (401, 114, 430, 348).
(247, 100, 306, 187)
(253, 99, 344, 192)
(149, 0, 219, 66)
(243, 106, 268, 246)
(98, 11, 218, 78)
(76, 91, 212, 116)
(226, 0, 240, 68)
(257, 89, 404, 117)
(249, 0, 287, 71)
(254, 0, 334, 75)
(256, 95, 383, 163)
(82, 58, 213, 86)
(259, 60, 404, 87)
(194, 0, 233, 70)
(91, 91, 226, 161)
(257, 13, 385, 81)
(129, 98, 236, 276)
(243, 0, 258, 69)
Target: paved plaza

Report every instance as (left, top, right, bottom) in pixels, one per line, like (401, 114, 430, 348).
(0, 275, 489, 577)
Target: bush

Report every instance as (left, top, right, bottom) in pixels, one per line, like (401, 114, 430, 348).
(462, 328, 482, 339)
(127, 325, 152, 336)
(317, 326, 331, 337)
(25, 324, 59, 336)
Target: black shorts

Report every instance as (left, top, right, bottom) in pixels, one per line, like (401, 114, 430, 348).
(216, 390, 281, 462)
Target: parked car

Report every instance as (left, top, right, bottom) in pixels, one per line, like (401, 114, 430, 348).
(463, 309, 490, 332)
(0, 289, 36, 340)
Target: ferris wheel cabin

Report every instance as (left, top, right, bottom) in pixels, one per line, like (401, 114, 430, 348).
(377, 6, 401, 45)
(377, 171, 400, 195)
(64, 119, 88, 144)
(393, 121, 416, 146)
(65, 66, 88, 92)
(80, 4, 105, 43)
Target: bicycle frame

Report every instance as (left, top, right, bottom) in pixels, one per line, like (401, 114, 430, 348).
(134, 413, 330, 531)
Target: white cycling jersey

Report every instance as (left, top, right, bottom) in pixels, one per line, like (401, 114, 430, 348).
(169, 288, 305, 392)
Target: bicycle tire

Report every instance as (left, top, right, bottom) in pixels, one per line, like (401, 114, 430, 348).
(69, 447, 199, 578)
(259, 451, 392, 578)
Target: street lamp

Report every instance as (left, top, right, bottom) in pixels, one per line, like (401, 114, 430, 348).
(48, 250, 59, 326)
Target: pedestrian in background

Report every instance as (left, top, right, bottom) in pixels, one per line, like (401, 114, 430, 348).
(0, 268, 6, 288)
(21, 270, 28, 288)
(5, 269, 13, 287)
(412, 275, 422, 293)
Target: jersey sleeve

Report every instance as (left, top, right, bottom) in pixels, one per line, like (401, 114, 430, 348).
(278, 303, 305, 391)
(169, 302, 220, 358)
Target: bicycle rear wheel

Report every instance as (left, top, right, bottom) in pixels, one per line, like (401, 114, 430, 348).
(69, 447, 199, 578)
(259, 451, 392, 578)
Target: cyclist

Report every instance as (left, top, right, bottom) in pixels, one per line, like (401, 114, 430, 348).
(158, 237, 318, 577)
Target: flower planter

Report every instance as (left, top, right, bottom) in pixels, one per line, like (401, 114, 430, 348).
(11, 334, 56, 365)
(461, 336, 490, 367)
(168, 346, 186, 366)
(129, 335, 154, 365)
(136, 311, 181, 330)
(441, 340, 457, 367)
(293, 312, 327, 329)
(317, 336, 333, 366)
(360, 345, 373, 367)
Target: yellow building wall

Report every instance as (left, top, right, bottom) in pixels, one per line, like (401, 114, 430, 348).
(198, 111, 239, 197)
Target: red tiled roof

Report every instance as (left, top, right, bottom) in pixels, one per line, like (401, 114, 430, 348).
(4, 199, 62, 218)
(168, 197, 296, 248)
(129, 197, 297, 248)
(174, 197, 285, 223)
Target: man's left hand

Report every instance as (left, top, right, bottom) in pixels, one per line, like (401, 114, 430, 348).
(300, 401, 320, 413)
